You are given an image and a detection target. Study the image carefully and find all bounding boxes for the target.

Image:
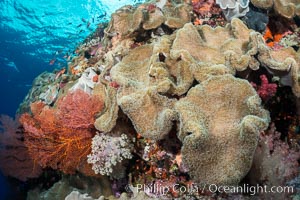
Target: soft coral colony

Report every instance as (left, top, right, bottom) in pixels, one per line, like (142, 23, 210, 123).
(1, 0, 300, 199)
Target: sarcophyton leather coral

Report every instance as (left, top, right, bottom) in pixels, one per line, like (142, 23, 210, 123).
(20, 89, 104, 175)
(108, 17, 273, 185)
(105, 0, 191, 39)
(175, 75, 270, 185)
(170, 18, 300, 97)
(216, 0, 250, 20)
(111, 42, 176, 139)
(250, 0, 300, 18)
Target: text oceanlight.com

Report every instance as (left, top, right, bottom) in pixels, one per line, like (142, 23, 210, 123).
(131, 183, 294, 196)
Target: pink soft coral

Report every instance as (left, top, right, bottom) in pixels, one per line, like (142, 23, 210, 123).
(248, 123, 300, 199)
(252, 75, 277, 101)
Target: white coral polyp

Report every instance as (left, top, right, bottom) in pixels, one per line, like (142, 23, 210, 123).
(87, 132, 132, 176)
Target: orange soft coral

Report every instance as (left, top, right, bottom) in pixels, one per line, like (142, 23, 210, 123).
(263, 26, 284, 47)
(20, 89, 104, 174)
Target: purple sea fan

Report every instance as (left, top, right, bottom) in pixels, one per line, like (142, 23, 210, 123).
(0, 115, 42, 181)
(87, 132, 133, 176)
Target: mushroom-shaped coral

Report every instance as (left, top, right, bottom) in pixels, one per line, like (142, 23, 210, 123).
(110, 40, 184, 140)
(104, 0, 192, 40)
(170, 19, 258, 82)
(250, 0, 300, 18)
(161, 0, 192, 29)
(170, 18, 300, 97)
(111, 36, 193, 140)
(175, 75, 270, 185)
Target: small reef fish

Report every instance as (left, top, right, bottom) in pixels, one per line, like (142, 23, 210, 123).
(55, 68, 66, 79)
(49, 58, 56, 65)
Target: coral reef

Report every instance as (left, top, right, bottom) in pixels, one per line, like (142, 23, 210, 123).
(17, 72, 58, 113)
(9, 0, 300, 199)
(192, 0, 226, 26)
(69, 68, 99, 94)
(110, 42, 178, 140)
(105, 0, 192, 40)
(242, 5, 268, 33)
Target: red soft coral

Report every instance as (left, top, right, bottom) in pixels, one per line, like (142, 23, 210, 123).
(20, 89, 104, 174)
(252, 75, 277, 101)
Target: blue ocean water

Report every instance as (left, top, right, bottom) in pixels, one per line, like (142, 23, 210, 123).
(0, 0, 144, 117)
(0, 0, 144, 199)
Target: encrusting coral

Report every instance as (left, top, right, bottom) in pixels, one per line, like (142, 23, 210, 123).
(175, 75, 270, 185)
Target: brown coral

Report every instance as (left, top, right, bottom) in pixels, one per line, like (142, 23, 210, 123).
(251, 0, 300, 18)
(170, 19, 257, 82)
(110, 43, 178, 140)
(104, 0, 192, 40)
(170, 19, 300, 97)
(175, 75, 270, 185)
